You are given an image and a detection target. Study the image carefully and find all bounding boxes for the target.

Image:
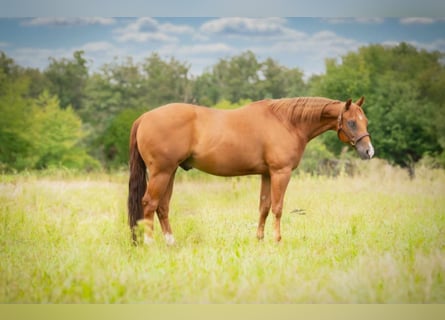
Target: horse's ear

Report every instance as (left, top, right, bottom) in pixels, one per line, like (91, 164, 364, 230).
(355, 96, 365, 106)
(345, 98, 352, 111)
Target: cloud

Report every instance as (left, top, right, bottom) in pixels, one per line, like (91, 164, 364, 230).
(7, 41, 127, 72)
(200, 17, 304, 39)
(428, 38, 445, 52)
(22, 17, 116, 26)
(79, 42, 130, 70)
(162, 22, 195, 34)
(80, 41, 117, 52)
(311, 31, 361, 51)
(324, 18, 384, 24)
(154, 43, 236, 76)
(247, 30, 364, 76)
(399, 17, 437, 25)
(160, 43, 234, 56)
(248, 30, 361, 56)
(9, 17, 444, 80)
(10, 47, 69, 69)
(197, 18, 365, 76)
(113, 17, 194, 43)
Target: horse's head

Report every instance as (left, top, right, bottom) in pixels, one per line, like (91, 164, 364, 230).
(337, 97, 374, 160)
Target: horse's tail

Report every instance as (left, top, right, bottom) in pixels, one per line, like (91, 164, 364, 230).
(128, 117, 146, 242)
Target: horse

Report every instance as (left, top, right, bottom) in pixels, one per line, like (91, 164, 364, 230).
(128, 96, 374, 245)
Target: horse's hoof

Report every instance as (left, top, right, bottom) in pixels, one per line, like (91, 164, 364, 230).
(165, 233, 175, 246)
(144, 234, 154, 245)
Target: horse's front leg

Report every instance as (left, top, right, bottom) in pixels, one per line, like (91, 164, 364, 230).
(257, 174, 271, 240)
(270, 168, 292, 242)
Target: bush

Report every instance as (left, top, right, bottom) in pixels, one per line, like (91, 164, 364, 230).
(101, 108, 146, 168)
(212, 99, 252, 109)
(29, 91, 99, 170)
(298, 137, 335, 175)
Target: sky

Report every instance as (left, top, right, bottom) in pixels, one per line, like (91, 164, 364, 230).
(0, 17, 444, 78)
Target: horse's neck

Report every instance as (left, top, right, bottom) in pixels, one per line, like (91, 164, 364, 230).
(304, 102, 342, 141)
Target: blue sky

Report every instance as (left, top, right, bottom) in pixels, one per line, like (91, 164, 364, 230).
(0, 17, 444, 78)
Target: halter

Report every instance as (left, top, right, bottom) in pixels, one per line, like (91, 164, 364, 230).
(337, 110, 370, 146)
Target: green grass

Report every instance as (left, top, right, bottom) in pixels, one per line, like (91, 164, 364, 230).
(1, 161, 445, 303)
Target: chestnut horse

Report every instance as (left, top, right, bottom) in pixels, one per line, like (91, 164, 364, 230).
(128, 97, 374, 245)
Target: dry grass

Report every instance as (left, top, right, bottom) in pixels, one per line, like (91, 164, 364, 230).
(1, 161, 444, 302)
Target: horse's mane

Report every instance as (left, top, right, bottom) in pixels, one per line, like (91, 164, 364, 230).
(267, 97, 341, 125)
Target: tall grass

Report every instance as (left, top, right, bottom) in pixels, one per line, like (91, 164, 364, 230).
(1, 160, 444, 302)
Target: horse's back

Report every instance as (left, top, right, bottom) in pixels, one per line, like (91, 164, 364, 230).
(134, 101, 278, 176)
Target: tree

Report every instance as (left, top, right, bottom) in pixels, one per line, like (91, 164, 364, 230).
(0, 51, 19, 80)
(212, 99, 252, 110)
(229, 50, 261, 101)
(44, 50, 88, 110)
(0, 64, 34, 170)
(261, 58, 307, 98)
(191, 71, 220, 106)
(141, 53, 192, 106)
(20, 67, 49, 99)
(101, 108, 145, 168)
(310, 43, 444, 176)
(81, 54, 192, 166)
(30, 91, 99, 170)
(81, 58, 145, 128)
(211, 51, 262, 103)
(368, 74, 440, 177)
(0, 56, 98, 171)
(192, 52, 307, 105)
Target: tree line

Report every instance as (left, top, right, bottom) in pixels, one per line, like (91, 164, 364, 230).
(1, 43, 444, 176)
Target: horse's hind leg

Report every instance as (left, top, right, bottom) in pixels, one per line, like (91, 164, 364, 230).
(141, 170, 174, 244)
(156, 169, 177, 245)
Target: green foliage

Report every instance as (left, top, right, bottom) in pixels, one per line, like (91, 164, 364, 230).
(102, 108, 147, 168)
(212, 51, 262, 103)
(311, 56, 371, 101)
(212, 99, 252, 110)
(297, 137, 336, 175)
(142, 53, 192, 106)
(370, 75, 438, 168)
(0, 60, 99, 172)
(0, 69, 34, 170)
(29, 91, 100, 170)
(81, 59, 142, 123)
(44, 51, 88, 110)
(311, 43, 444, 173)
(80, 54, 192, 164)
(79, 58, 146, 154)
(192, 52, 307, 105)
(192, 71, 221, 106)
(1, 44, 444, 173)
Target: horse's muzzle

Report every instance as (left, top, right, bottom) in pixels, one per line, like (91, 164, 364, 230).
(356, 140, 374, 160)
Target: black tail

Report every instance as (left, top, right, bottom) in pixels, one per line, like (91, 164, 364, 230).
(128, 118, 146, 242)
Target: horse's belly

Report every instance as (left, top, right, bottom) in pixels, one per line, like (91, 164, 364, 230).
(189, 153, 267, 176)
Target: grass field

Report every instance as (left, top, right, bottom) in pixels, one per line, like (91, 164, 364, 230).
(1, 160, 445, 303)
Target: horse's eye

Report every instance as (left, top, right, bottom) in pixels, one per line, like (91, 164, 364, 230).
(347, 120, 357, 130)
